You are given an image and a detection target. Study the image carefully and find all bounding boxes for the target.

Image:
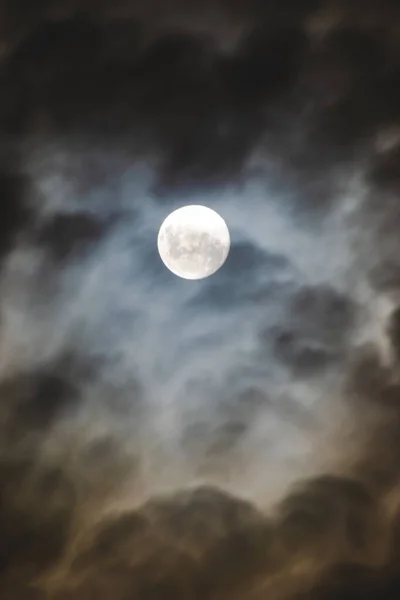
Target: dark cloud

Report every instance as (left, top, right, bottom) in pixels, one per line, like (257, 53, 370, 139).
(269, 284, 356, 377)
(36, 213, 108, 264)
(1, 1, 400, 599)
(0, 172, 31, 263)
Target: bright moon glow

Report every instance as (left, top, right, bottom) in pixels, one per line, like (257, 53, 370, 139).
(157, 205, 231, 280)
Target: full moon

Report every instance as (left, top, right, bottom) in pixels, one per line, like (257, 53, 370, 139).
(157, 205, 231, 280)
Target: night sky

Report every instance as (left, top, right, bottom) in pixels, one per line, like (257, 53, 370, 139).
(2, 1, 400, 598)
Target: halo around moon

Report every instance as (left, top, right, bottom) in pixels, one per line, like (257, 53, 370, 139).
(157, 205, 231, 280)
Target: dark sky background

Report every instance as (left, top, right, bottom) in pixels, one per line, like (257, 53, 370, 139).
(2, 1, 400, 598)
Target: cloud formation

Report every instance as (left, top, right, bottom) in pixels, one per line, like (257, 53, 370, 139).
(1, 1, 400, 598)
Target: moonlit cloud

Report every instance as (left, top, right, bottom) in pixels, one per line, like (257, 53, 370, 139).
(1, 2, 400, 599)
